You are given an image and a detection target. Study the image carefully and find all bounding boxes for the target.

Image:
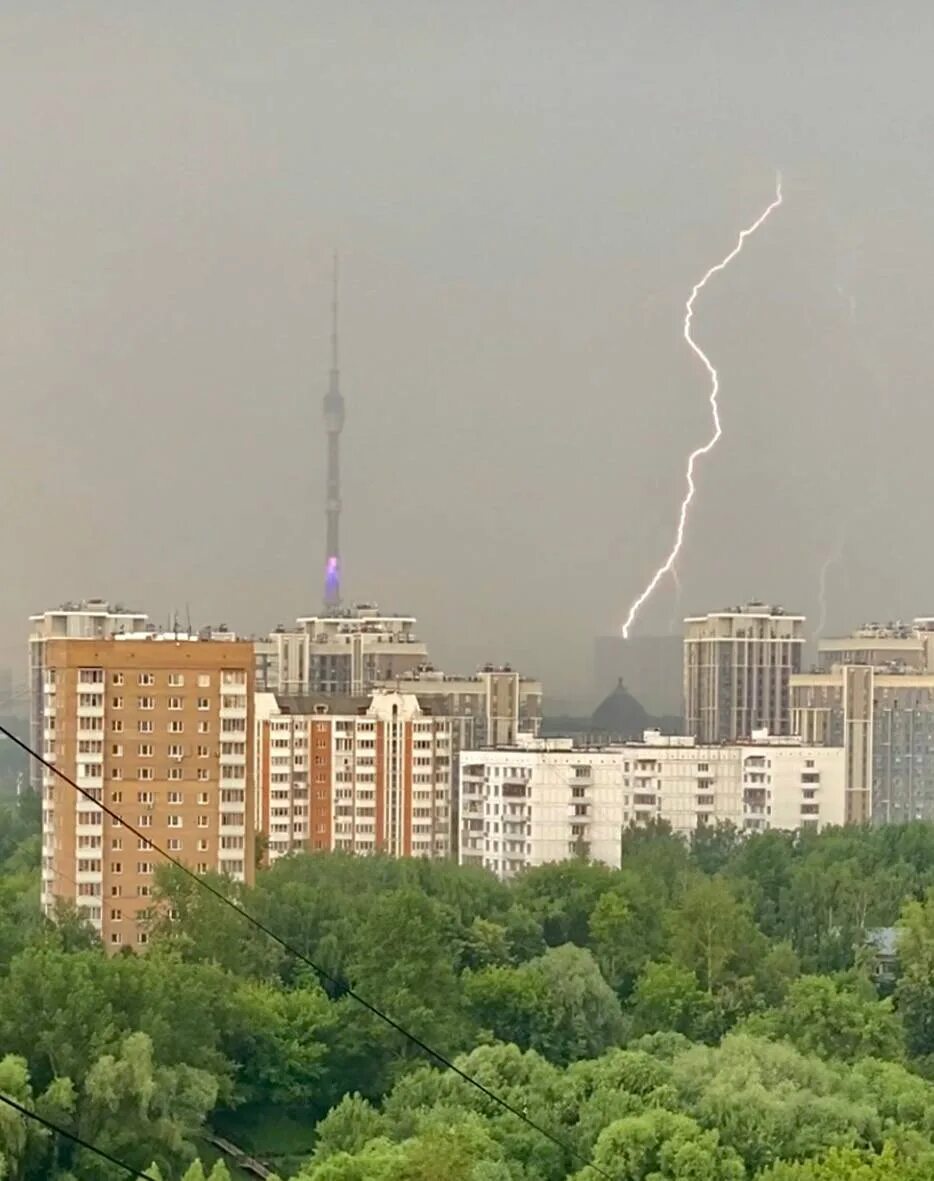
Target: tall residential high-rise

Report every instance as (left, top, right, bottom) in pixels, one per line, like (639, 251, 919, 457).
(254, 603, 429, 696)
(39, 633, 255, 949)
(255, 690, 451, 861)
(29, 601, 150, 791)
(323, 255, 345, 611)
(459, 731, 844, 880)
(791, 619, 934, 825)
(683, 602, 805, 741)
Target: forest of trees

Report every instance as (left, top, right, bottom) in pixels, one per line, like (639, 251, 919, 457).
(4, 800, 934, 1178)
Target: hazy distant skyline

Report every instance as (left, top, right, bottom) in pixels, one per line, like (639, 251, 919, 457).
(4, 2, 934, 703)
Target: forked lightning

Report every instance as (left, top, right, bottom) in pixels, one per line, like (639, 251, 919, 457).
(622, 177, 783, 638)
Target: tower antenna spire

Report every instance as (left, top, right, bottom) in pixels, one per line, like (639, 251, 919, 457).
(322, 252, 345, 611)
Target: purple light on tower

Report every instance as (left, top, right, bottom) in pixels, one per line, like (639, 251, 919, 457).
(325, 555, 340, 604)
(322, 254, 345, 611)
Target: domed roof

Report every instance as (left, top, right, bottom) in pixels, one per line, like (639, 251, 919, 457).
(591, 678, 650, 738)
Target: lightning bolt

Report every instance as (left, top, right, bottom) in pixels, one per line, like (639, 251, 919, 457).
(622, 175, 784, 639)
(668, 565, 683, 635)
(815, 536, 845, 639)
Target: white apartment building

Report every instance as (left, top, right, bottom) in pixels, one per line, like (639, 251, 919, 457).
(255, 690, 452, 861)
(459, 731, 845, 879)
(255, 603, 429, 696)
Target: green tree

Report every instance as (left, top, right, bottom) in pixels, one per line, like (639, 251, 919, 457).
(745, 974, 904, 1062)
(628, 962, 711, 1040)
(466, 945, 624, 1065)
(667, 876, 765, 993)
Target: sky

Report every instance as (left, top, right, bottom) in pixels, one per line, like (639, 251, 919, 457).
(3, 1, 934, 707)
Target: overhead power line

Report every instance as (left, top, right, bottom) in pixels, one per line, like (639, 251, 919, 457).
(0, 1092, 158, 1179)
(0, 723, 613, 1181)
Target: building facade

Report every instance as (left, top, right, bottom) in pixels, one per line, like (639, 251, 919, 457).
(255, 603, 429, 696)
(684, 602, 805, 742)
(29, 601, 150, 790)
(460, 731, 844, 880)
(791, 621, 934, 825)
(255, 690, 451, 862)
(40, 634, 255, 949)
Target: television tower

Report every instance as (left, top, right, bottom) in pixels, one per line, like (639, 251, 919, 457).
(323, 254, 345, 610)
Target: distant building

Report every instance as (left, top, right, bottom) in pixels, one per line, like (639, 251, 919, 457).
(791, 619, 934, 825)
(255, 603, 429, 696)
(255, 690, 451, 862)
(684, 602, 805, 742)
(39, 631, 255, 949)
(459, 730, 844, 880)
(594, 635, 682, 718)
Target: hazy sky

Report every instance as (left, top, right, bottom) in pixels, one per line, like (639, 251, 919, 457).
(3, 2, 934, 704)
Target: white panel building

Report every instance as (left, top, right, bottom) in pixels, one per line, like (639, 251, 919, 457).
(459, 731, 845, 879)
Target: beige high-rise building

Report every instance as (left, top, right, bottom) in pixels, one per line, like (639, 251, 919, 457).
(255, 603, 429, 695)
(791, 620, 934, 825)
(255, 690, 451, 861)
(683, 602, 805, 741)
(40, 634, 255, 950)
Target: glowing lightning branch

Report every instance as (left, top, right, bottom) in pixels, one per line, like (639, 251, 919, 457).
(621, 176, 784, 638)
(815, 536, 845, 639)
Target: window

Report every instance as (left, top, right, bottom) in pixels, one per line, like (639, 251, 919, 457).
(111, 790, 123, 804)
(138, 743, 153, 757)
(197, 744, 209, 757)
(168, 673, 184, 687)
(198, 675, 211, 688)
(198, 722, 210, 734)
(77, 858, 101, 872)
(138, 815, 152, 828)
(168, 744, 184, 759)
(111, 838, 122, 851)
(197, 815, 209, 828)
(137, 932, 149, 945)
(167, 815, 182, 828)
(167, 791, 183, 804)
(138, 767, 153, 781)
(137, 837, 152, 850)
(168, 696, 183, 711)
(197, 838, 209, 851)
(197, 768, 210, 782)
(112, 696, 124, 709)
(137, 862, 154, 875)
(138, 696, 154, 710)
(112, 672, 125, 686)
(168, 720, 184, 733)
(168, 767, 182, 781)
(167, 838, 182, 852)
(110, 932, 123, 946)
(110, 884, 122, 896)
(112, 862, 123, 874)
(138, 720, 153, 734)
(196, 862, 209, 874)
(138, 673, 154, 687)
(197, 792, 210, 805)
(137, 791, 154, 805)
(111, 720, 124, 733)
(110, 908, 122, 920)
(110, 767, 123, 780)
(111, 744, 123, 757)
(197, 697, 210, 710)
